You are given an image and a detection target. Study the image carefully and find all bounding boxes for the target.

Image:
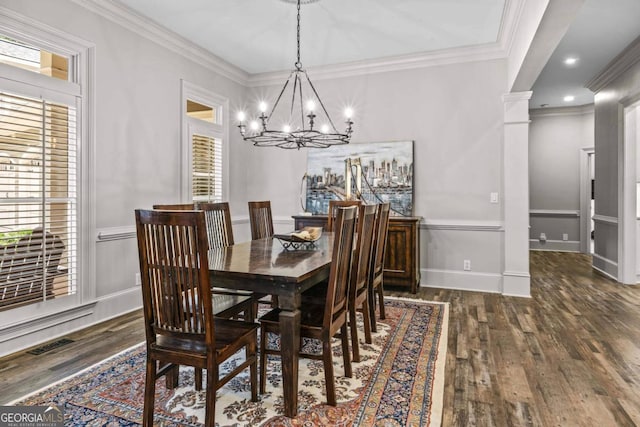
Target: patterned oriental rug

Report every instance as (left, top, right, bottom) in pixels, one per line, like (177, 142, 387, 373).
(13, 297, 449, 426)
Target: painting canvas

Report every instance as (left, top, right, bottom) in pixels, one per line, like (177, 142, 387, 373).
(305, 140, 413, 216)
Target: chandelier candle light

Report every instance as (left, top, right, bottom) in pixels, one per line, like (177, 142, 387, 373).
(236, 0, 354, 149)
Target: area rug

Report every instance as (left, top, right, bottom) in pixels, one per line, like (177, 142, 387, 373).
(12, 297, 448, 426)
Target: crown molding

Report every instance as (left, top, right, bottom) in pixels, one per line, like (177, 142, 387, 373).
(586, 35, 640, 93)
(503, 91, 532, 102)
(69, 0, 250, 86)
(529, 104, 594, 117)
(71, 0, 522, 87)
(247, 42, 507, 86)
(498, 0, 526, 56)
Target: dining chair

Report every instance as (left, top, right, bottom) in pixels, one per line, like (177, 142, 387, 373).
(153, 202, 253, 317)
(369, 202, 390, 332)
(248, 200, 274, 240)
(259, 205, 357, 406)
(326, 199, 361, 231)
(347, 203, 377, 362)
(135, 209, 258, 427)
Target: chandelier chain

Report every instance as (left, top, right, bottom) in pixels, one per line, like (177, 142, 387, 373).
(295, 0, 301, 69)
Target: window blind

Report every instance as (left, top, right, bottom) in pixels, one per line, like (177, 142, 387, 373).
(0, 91, 76, 311)
(192, 133, 222, 203)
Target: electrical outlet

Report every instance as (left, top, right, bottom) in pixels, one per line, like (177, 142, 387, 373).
(463, 260, 471, 271)
(562, 233, 569, 241)
(490, 192, 499, 204)
(135, 273, 141, 286)
(540, 233, 547, 242)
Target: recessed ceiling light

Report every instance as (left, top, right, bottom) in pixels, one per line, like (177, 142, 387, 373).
(563, 95, 575, 102)
(564, 57, 578, 66)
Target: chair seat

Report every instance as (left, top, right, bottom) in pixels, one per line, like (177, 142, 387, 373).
(153, 318, 258, 361)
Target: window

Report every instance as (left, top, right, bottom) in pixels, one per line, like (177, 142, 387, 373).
(0, 29, 87, 313)
(181, 81, 228, 203)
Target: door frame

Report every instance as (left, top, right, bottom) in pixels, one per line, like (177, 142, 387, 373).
(579, 147, 595, 254)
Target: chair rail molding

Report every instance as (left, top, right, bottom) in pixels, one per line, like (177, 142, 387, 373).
(592, 214, 618, 225)
(529, 209, 580, 217)
(420, 219, 504, 231)
(96, 226, 136, 242)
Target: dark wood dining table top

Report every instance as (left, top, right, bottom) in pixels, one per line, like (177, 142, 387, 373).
(207, 233, 334, 295)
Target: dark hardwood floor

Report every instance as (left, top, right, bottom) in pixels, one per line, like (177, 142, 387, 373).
(1, 251, 639, 426)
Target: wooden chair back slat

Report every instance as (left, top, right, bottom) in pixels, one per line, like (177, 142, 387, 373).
(248, 201, 274, 240)
(324, 206, 357, 328)
(198, 202, 235, 249)
(351, 204, 377, 299)
(152, 203, 195, 210)
(326, 200, 362, 232)
(372, 203, 390, 278)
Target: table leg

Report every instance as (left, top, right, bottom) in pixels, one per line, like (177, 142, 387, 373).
(278, 294, 301, 418)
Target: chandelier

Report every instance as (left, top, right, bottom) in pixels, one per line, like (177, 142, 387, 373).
(236, 0, 354, 149)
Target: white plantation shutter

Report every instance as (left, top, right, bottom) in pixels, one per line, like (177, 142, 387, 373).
(192, 133, 222, 203)
(0, 90, 77, 310)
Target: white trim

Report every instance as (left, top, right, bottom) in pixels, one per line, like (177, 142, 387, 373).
(0, 288, 141, 358)
(529, 209, 580, 217)
(530, 104, 594, 117)
(68, 0, 249, 85)
(593, 214, 618, 225)
(502, 271, 531, 297)
(248, 43, 507, 86)
(420, 268, 503, 294)
(592, 253, 619, 281)
(96, 226, 136, 241)
(502, 91, 533, 103)
(618, 101, 640, 284)
(181, 81, 229, 203)
(529, 239, 581, 252)
(0, 301, 96, 345)
(0, 7, 97, 316)
(67, 0, 525, 85)
(586, 35, 640, 93)
(420, 220, 504, 231)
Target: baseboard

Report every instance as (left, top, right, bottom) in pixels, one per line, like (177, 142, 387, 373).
(502, 271, 531, 297)
(420, 268, 503, 294)
(592, 253, 618, 281)
(529, 239, 580, 252)
(0, 288, 142, 358)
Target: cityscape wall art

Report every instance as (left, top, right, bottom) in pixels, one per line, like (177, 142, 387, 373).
(305, 140, 414, 216)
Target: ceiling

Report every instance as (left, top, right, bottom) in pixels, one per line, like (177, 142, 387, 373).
(116, 0, 505, 73)
(530, 0, 640, 109)
(116, 0, 640, 109)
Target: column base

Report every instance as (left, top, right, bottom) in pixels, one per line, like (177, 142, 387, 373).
(502, 271, 531, 297)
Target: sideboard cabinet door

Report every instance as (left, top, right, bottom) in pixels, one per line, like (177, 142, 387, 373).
(292, 215, 421, 292)
(383, 217, 420, 293)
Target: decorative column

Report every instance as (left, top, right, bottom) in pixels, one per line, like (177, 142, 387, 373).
(502, 92, 532, 297)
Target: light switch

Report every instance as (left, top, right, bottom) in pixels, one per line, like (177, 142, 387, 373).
(490, 192, 499, 204)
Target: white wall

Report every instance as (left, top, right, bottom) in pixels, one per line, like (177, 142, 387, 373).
(529, 106, 594, 252)
(0, 0, 248, 355)
(243, 60, 509, 292)
(587, 36, 640, 281)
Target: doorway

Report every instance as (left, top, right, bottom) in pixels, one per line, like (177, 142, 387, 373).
(580, 147, 595, 254)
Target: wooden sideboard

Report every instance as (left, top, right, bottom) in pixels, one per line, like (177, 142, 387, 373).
(292, 215, 421, 293)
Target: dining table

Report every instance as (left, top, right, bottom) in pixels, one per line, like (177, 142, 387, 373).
(208, 233, 334, 418)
